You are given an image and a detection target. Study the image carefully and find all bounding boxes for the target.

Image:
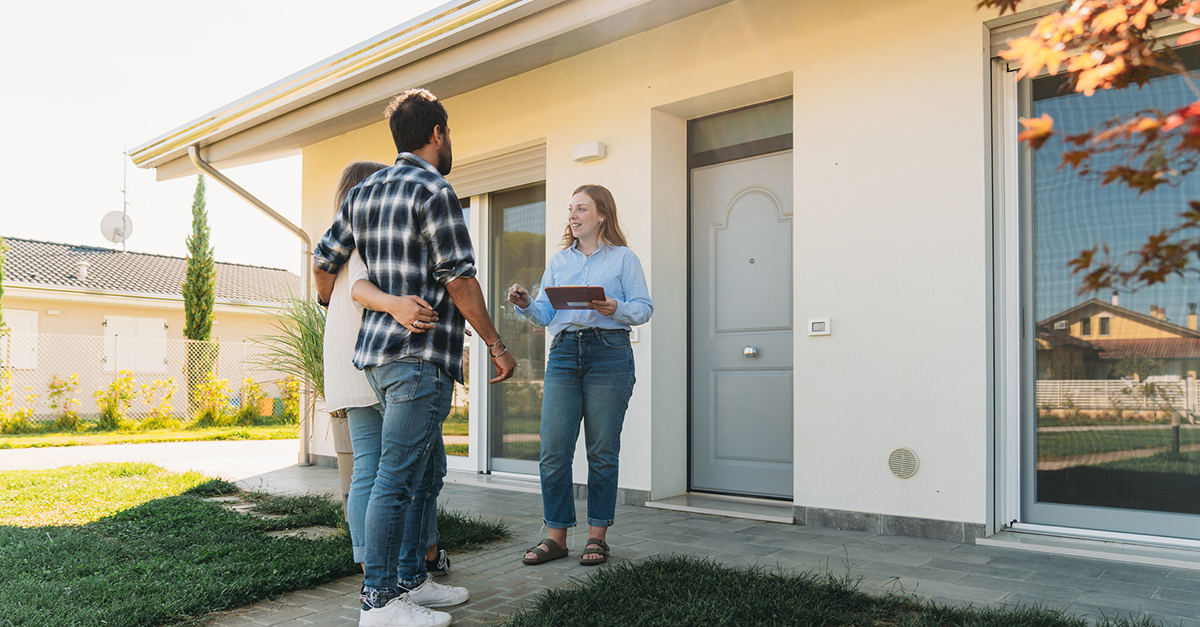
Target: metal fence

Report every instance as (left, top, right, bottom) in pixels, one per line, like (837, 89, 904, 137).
(0, 330, 289, 422)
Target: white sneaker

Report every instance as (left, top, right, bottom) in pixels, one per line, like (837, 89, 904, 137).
(405, 576, 470, 608)
(359, 594, 451, 627)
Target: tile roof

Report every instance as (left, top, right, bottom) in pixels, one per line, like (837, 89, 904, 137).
(1090, 338, 1200, 360)
(1, 236, 300, 304)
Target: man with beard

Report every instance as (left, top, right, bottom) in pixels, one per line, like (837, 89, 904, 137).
(314, 88, 516, 627)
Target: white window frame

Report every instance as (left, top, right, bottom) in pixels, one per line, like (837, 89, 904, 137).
(991, 13, 1200, 547)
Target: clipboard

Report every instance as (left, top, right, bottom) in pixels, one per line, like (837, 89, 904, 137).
(545, 286, 606, 310)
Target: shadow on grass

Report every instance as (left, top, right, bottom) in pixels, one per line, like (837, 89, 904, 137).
(497, 555, 1162, 627)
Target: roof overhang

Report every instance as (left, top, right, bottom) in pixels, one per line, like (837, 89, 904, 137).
(133, 0, 735, 181)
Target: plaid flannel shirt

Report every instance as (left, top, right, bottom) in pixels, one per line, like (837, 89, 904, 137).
(313, 153, 475, 383)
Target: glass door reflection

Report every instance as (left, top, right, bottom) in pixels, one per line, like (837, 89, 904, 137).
(1021, 47, 1200, 539)
(489, 184, 546, 475)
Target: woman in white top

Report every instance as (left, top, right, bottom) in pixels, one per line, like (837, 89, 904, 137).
(322, 161, 451, 578)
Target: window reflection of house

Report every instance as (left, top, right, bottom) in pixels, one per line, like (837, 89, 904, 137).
(1037, 296, 1200, 379)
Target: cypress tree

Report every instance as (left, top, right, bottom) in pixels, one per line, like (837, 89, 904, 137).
(183, 174, 215, 341)
(183, 175, 217, 414)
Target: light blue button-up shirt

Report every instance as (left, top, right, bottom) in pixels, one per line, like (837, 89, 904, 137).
(515, 243, 653, 337)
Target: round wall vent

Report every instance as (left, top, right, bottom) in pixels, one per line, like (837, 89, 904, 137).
(888, 447, 919, 479)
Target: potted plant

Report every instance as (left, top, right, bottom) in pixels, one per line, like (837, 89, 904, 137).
(251, 295, 355, 503)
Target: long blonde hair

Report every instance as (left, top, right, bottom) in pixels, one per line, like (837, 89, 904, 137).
(559, 184, 627, 250)
(334, 161, 388, 210)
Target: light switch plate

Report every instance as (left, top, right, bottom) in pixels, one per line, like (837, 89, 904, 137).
(808, 318, 831, 336)
(630, 327, 640, 343)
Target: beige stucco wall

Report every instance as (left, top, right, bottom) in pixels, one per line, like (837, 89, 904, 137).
(301, 0, 995, 524)
(2, 294, 279, 342)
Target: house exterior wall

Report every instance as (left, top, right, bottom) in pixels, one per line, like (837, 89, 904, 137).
(2, 293, 279, 342)
(301, 0, 996, 526)
(1065, 305, 1189, 341)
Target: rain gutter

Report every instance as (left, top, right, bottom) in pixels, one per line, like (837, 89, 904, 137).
(187, 144, 315, 467)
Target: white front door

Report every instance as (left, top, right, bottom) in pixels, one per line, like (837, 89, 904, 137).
(690, 150, 794, 498)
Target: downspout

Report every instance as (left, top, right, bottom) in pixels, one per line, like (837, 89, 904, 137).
(188, 144, 314, 467)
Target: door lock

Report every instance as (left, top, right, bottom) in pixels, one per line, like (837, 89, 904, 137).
(743, 346, 758, 358)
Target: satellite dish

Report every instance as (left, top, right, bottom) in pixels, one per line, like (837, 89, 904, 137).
(101, 211, 134, 245)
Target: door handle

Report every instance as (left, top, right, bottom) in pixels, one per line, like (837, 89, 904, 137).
(743, 346, 758, 358)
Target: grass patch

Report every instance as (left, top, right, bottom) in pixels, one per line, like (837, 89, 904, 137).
(1094, 449, 1200, 474)
(446, 443, 469, 457)
(1038, 428, 1200, 459)
(0, 463, 513, 626)
(0, 463, 357, 626)
(436, 508, 509, 550)
(0, 424, 296, 449)
(499, 555, 1159, 627)
(0, 462, 213, 527)
(443, 406, 468, 436)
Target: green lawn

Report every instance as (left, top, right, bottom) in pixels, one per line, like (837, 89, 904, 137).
(500, 555, 1161, 627)
(0, 462, 509, 627)
(1094, 449, 1200, 475)
(0, 424, 296, 449)
(1038, 428, 1200, 459)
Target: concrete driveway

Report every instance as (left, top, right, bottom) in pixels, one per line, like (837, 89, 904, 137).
(0, 439, 341, 496)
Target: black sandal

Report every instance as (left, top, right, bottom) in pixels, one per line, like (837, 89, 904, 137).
(580, 537, 609, 566)
(522, 538, 569, 565)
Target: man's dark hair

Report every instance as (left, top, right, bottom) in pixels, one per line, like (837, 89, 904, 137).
(384, 88, 448, 154)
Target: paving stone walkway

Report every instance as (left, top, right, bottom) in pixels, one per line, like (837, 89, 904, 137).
(201, 481, 1200, 627)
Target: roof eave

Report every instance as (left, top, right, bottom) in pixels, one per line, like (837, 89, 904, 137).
(135, 0, 737, 180)
(130, 0, 566, 174)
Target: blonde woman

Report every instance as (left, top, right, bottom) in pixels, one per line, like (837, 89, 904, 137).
(507, 184, 652, 566)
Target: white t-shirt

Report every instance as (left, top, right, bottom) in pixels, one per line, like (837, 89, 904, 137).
(323, 249, 380, 411)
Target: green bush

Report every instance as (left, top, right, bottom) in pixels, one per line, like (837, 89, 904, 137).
(47, 374, 83, 431)
(192, 372, 234, 427)
(281, 376, 300, 424)
(95, 371, 137, 431)
(235, 378, 267, 425)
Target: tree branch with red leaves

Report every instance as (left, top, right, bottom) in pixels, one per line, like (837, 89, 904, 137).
(981, 0, 1200, 292)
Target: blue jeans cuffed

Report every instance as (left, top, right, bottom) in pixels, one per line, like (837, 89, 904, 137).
(539, 328, 635, 529)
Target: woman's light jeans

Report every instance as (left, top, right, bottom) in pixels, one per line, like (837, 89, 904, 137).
(539, 328, 635, 529)
(345, 403, 443, 564)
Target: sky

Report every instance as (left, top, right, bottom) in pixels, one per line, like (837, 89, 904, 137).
(0, 0, 444, 276)
(1032, 70, 1200, 323)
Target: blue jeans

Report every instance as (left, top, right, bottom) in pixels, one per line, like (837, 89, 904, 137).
(362, 358, 453, 594)
(346, 403, 443, 564)
(540, 328, 635, 529)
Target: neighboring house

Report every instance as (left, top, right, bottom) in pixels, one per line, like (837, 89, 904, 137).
(130, 0, 1200, 562)
(1, 236, 297, 341)
(1, 236, 298, 373)
(1038, 298, 1200, 379)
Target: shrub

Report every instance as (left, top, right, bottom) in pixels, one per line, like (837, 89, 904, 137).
(0, 370, 31, 434)
(192, 372, 233, 427)
(94, 371, 137, 431)
(236, 378, 266, 425)
(281, 376, 300, 424)
(0, 382, 38, 435)
(139, 378, 178, 429)
(47, 373, 83, 431)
